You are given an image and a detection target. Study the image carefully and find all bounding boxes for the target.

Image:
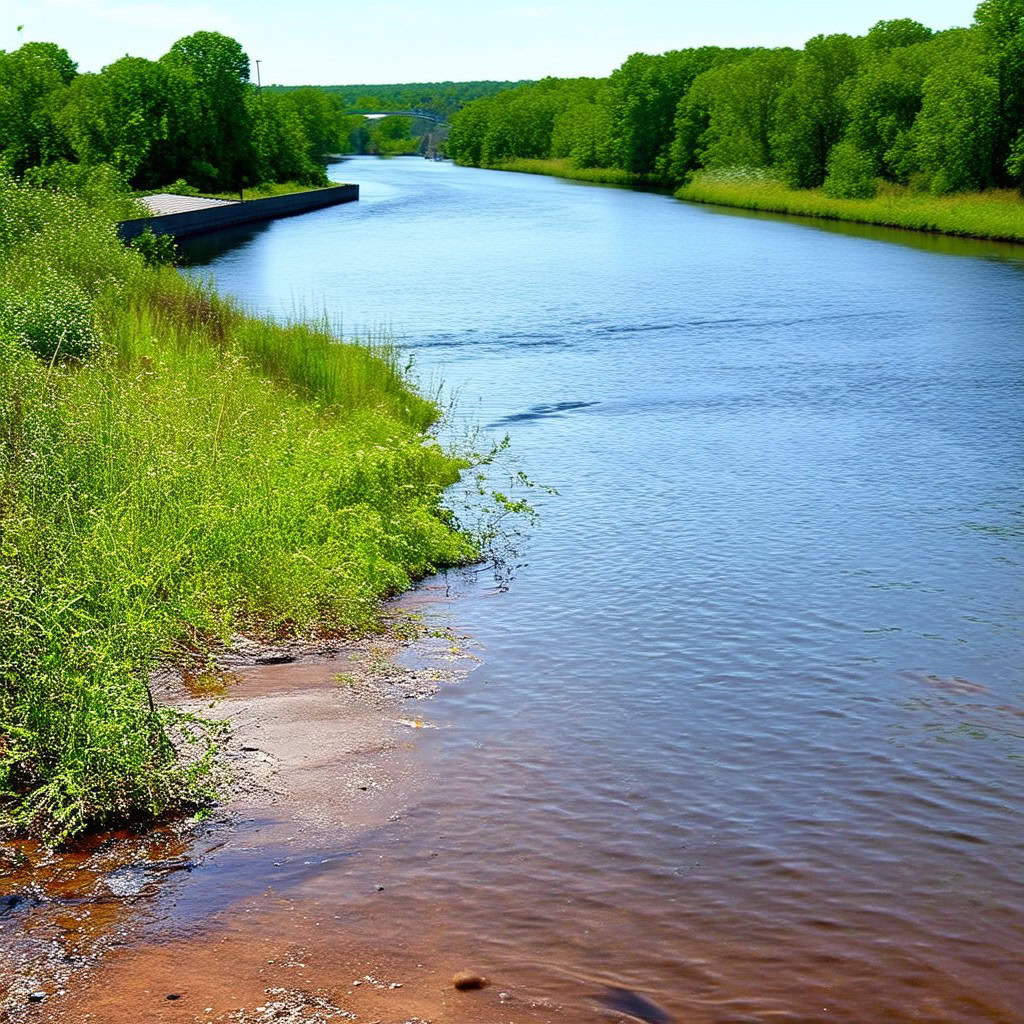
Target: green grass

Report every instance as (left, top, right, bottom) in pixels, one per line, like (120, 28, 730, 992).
(0, 173, 476, 841)
(484, 157, 641, 186)
(199, 180, 328, 201)
(677, 171, 1024, 244)
(140, 180, 336, 202)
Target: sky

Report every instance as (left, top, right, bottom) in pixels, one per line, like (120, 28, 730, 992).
(5, 0, 981, 85)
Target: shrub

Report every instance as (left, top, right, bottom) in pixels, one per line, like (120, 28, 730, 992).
(129, 227, 178, 267)
(0, 276, 98, 361)
(823, 141, 878, 199)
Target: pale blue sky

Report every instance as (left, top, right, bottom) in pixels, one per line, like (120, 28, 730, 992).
(6, 0, 980, 85)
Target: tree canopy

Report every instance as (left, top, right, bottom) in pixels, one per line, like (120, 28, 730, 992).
(0, 31, 353, 190)
(447, 1, 1024, 196)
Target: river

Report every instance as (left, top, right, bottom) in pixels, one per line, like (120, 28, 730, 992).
(180, 156, 1024, 1023)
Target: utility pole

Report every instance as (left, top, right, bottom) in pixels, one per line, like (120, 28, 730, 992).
(255, 60, 262, 89)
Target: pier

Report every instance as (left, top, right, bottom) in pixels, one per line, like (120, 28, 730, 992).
(117, 183, 359, 241)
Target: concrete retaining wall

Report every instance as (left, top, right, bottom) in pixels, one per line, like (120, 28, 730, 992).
(118, 184, 359, 241)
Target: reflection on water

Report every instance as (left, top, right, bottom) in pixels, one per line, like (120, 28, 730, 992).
(175, 157, 1024, 1022)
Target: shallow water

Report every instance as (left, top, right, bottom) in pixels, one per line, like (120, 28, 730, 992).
(181, 157, 1024, 1022)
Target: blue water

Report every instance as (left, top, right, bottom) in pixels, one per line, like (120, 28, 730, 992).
(183, 157, 1024, 1023)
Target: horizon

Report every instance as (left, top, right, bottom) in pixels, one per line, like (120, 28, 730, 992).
(6, 0, 979, 86)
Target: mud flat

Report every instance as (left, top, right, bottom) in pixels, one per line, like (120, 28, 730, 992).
(0, 591, 570, 1024)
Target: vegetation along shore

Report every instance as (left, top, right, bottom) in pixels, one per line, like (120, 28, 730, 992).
(446, 3, 1024, 243)
(0, 174, 478, 842)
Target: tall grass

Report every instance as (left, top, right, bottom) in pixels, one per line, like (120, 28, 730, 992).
(677, 171, 1024, 243)
(0, 173, 476, 841)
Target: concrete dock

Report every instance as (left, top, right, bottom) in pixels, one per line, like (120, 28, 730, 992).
(118, 184, 359, 241)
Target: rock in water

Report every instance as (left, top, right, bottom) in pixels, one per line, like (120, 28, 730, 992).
(600, 986, 672, 1024)
(452, 971, 487, 991)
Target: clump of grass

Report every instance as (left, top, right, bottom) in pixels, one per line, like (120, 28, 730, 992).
(676, 170, 1024, 243)
(0, 172, 477, 842)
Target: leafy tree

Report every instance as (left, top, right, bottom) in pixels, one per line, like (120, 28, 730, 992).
(844, 39, 936, 181)
(865, 18, 933, 52)
(366, 115, 419, 155)
(772, 34, 861, 187)
(246, 90, 327, 184)
(913, 39, 1000, 192)
(279, 87, 347, 158)
(823, 139, 877, 197)
(159, 31, 253, 189)
(670, 49, 797, 178)
(0, 42, 76, 174)
(552, 92, 615, 169)
(973, 0, 1024, 185)
(609, 49, 726, 177)
(58, 58, 172, 183)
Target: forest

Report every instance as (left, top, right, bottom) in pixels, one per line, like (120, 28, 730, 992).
(0, 34, 529, 192)
(268, 80, 529, 117)
(0, 31, 450, 191)
(446, 2, 1024, 200)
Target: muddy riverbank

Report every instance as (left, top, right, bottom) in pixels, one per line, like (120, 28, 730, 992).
(2, 589, 580, 1024)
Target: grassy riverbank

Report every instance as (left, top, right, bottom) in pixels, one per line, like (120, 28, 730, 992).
(676, 173, 1024, 244)
(0, 174, 476, 841)
(484, 158, 641, 187)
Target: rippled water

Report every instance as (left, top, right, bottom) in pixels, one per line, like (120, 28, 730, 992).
(182, 157, 1024, 1022)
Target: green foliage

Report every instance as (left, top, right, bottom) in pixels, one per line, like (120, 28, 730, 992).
(610, 49, 729, 177)
(843, 40, 933, 182)
(365, 115, 420, 156)
(0, 276, 98, 361)
(129, 227, 178, 267)
(913, 40, 1000, 193)
(268, 80, 530, 119)
(772, 34, 861, 188)
(669, 49, 798, 179)
(0, 42, 76, 174)
(446, 3, 1024, 206)
(974, 0, 1024, 185)
(1, 31, 338, 194)
(865, 18, 933, 51)
(823, 140, 878, 198)
(0, 176, 477, 842)
(7, 7, 1024, 203)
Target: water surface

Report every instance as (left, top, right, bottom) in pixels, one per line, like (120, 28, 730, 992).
(182, 157, 1024, 1023)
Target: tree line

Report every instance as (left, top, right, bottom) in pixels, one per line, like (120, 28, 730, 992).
(0, 31, 356, 191)
(446, 2, 1024, 198)
(269, 80, 530, 118)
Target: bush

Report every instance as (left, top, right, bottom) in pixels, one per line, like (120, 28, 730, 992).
(129, 227, 179, 267)
(823, 141, 878, 199)
(0, 277, 98, 361)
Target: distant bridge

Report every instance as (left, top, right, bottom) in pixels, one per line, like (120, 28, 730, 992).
(360, 109, 450, 126)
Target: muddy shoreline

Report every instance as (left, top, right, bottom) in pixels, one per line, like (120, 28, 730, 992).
(1, 590, 565, 1023)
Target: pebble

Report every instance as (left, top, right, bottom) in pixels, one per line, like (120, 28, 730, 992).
(451, 971, 487, 991)
(28, 992, 46, 1003)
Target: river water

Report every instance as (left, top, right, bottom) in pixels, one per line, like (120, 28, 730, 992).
(182, 157, 1024, 1023)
